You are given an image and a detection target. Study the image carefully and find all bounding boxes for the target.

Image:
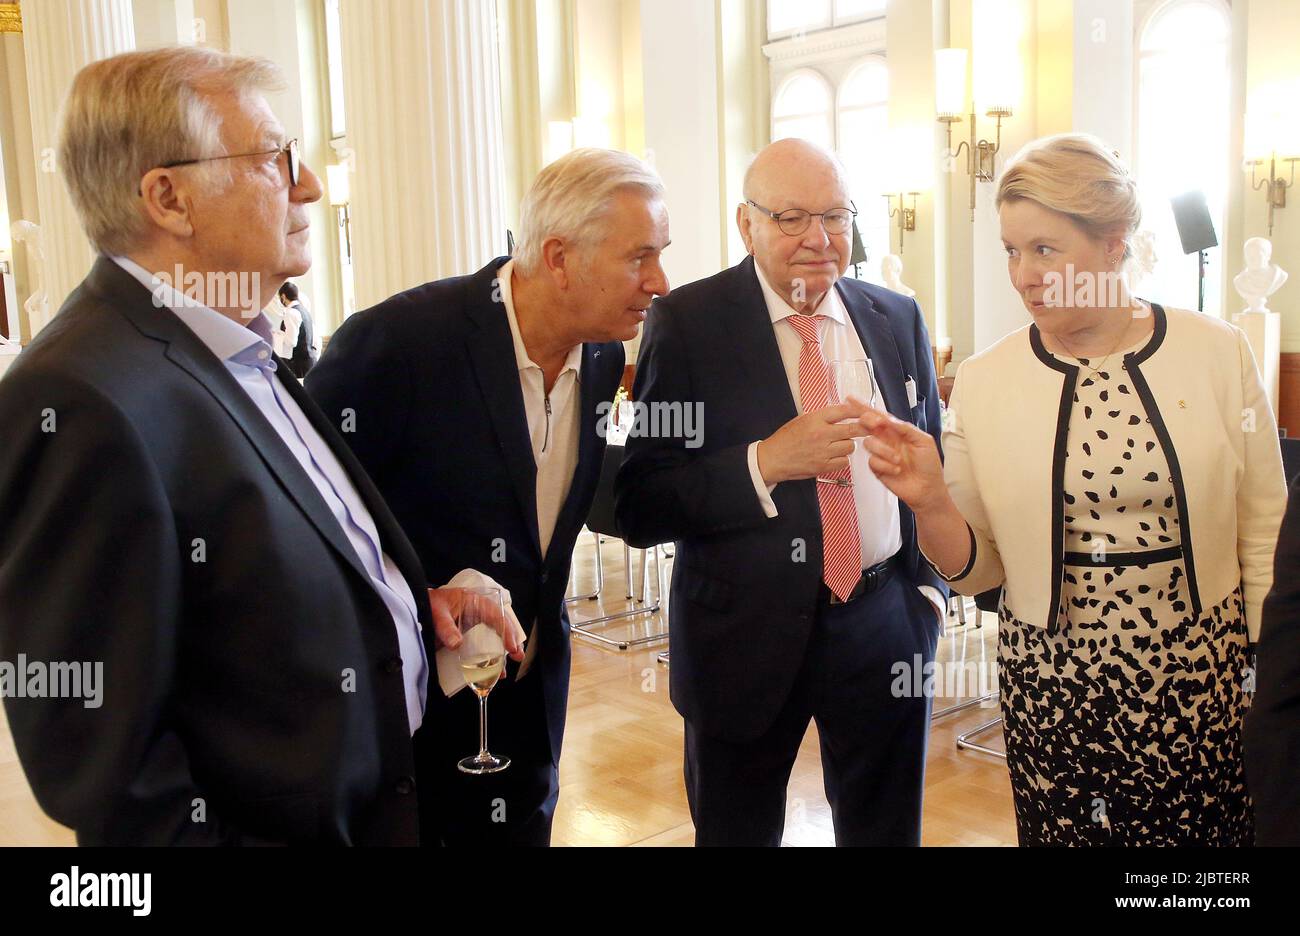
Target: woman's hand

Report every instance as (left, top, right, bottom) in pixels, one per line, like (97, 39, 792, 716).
(858, 406, 947, 514)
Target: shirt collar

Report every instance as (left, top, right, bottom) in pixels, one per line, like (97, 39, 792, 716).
(752, 259, 848, 327)
(110, 254, 275, 368)
(496, 258, 584, 380)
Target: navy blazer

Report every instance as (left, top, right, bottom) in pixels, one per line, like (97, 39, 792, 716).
(306, 258, 625, 761)
(0, 258, 429, 845)
(616, 255, 946, 743)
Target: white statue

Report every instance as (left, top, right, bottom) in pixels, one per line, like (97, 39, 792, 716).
(1234, 236, 1288, 314)
(881, 253, 915, 298)
(10, 220, 47, 334)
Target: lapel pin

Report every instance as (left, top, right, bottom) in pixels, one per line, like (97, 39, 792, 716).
(1178, 400, 1186, 408)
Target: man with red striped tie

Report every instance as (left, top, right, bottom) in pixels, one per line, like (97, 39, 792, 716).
(616, 138, 947, 846)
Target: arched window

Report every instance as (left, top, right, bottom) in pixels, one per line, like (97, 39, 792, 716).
(771, 69, 835, 151)
(1135, 0, 1230, 313)
(837, 58, 890, 283)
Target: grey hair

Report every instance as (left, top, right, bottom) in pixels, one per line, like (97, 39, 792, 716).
(58, 46, 285, 255)
(514, 148, 665, 274)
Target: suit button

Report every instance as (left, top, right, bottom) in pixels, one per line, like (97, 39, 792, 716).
(384, 657, 403, 674)
(541, 571, 550, 584)
(395, 776, 416, 795)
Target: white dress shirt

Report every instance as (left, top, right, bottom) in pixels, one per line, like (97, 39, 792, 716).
(496, 259, 582, 559)
(265, 295, 302, 360)
(496, 259, 583, 674)
(112, 255, 429, 733)
(743, 262, 944, 619)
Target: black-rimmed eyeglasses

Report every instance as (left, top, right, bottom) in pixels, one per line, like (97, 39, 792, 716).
(149, 138, 300, 189)
(746, 199, 857, 237)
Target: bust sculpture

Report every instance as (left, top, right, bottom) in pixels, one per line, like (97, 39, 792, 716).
(881, 253, 915, 298)
(1233, 236, 1288, 314)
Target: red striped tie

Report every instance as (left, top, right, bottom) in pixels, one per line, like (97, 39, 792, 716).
(785, 313, 862, 602)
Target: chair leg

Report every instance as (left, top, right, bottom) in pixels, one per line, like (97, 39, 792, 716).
(956, 716, 1006, 759)
(931, 690, 997, 721)
(563, 528, 602, 604)
(623, 543, 634, 599)
(570, 544, 669, 651)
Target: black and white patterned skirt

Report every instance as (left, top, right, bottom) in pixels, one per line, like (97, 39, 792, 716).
(997, 557, 1253, 846)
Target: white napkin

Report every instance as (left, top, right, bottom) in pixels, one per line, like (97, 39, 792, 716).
(434, 568, 527, 698)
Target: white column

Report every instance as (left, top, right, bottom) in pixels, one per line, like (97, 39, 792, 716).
(23, 0, 135, 334)
(224, 0, 342, 334)
(131, 0, 196, 48)
(1072, 0, 1132, 159)
(1233, 310, 1283, 415)
(638, 0, 723, 293)
(339, 0, 507, 309)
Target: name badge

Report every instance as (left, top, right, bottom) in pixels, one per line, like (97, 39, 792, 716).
(905, 377, 918, 409)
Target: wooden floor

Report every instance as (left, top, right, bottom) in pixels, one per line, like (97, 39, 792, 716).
(0, 535, 1018, 847)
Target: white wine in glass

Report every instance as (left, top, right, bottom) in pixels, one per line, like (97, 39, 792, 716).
(459, 652, 504, 697)
(456, 586, 511, 775)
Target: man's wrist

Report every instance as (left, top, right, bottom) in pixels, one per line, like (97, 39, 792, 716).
(756, 438, 784, 485)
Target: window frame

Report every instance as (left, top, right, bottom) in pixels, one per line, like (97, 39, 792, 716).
(1131, 0, 1232, 315)
(771, 67, 838, 151)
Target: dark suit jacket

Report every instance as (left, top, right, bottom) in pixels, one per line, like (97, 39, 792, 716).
(615, 256, 946, 743)
(305, 257, 625, 762)
(1246, 481, 1300, 845)
(289, 299, 317, 379)
(0, 258, 431, 845)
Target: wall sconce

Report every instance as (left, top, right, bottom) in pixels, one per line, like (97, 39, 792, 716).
(935, 47, 1013, 221)
(1247, 155, 1297, 237)
(886, 192, 919, 255)
(1244, 93, 1300, 237)
(326, 163, 352, 262)
(881, 126, 932, 256)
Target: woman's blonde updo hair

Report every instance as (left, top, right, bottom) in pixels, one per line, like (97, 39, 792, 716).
(995, 133, 1141, 261)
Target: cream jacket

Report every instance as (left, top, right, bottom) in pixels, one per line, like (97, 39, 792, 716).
(938, 304, 1287, 641)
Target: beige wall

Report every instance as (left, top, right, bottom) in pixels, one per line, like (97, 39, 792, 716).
(1235, 0, 1300, 351)
(886, 0, 948, 345)
(10, 1, 1290, 357)
(936, 0, 1300, 363)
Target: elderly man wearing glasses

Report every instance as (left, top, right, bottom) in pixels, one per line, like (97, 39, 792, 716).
(615, 138, 947, 846)
(0, 46, 520, 845)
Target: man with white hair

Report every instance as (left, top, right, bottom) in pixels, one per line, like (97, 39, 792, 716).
(0, 46, 519, 845)
(616, 138, 945, 845)
(307, 147, 671, 845)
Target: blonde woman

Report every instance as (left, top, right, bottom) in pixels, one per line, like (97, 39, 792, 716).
(861, 134, 1287, 845)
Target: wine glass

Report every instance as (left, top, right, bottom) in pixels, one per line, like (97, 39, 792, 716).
(831, 358, 881, 412)
(835, 357, 881, 454)
(455, 586, 511, 775)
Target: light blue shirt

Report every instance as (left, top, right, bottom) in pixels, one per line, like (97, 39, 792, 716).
(112, 256, 428, 734)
